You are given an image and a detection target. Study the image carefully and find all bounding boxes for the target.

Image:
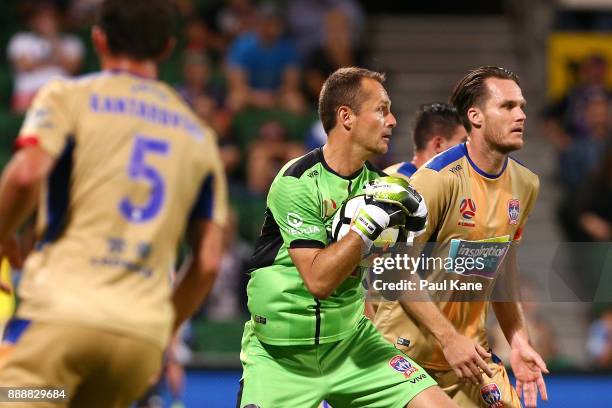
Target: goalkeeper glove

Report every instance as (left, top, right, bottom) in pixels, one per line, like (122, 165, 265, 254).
(351, 177, 427, 250)
(364, 176, 427, 234)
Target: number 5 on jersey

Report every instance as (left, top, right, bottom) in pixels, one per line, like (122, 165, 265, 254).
(119, 135, 169, 223)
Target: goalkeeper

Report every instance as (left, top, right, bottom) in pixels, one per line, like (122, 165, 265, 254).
(237, 67, 457, 408)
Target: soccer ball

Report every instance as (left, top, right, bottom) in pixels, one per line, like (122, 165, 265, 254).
(330, 195, 406, 252)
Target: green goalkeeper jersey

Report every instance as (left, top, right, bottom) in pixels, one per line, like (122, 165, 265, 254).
(246, 147, 385, 346)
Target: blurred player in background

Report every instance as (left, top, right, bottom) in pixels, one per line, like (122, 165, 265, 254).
(385, 102, 467, 179)
(374, 67, 549, 408)
(0, 0, 227, 406)
(238, 67, 456, 408)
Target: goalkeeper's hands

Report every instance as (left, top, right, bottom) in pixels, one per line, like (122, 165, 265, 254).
(351, 177, 427, 250)
(365, 177, 427, 234)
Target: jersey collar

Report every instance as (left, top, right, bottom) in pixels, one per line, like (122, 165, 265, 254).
(463, 143, 508, 179)
(318, 147, 364, 180)
(107, 68, 154, 80)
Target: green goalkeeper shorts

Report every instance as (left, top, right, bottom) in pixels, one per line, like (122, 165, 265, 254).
(237, 316, 437, 408)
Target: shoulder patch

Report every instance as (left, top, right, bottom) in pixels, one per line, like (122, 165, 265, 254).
(426, 143, 466, 172)
(282, 149, 322, 178)
(397, 162, 417, 178)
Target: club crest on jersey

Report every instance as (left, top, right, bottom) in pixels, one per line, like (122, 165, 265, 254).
(458, 198, 476, 227)
(480, 383, 503, 408)
(508, 199, 520, 225)
(389, 355, 418, 378)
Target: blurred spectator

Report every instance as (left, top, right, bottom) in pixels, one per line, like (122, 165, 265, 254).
(204, 210, 251, 321)
(303, 10, 363, 105)
(176, 51, 228, 131)
(218, 136, 242, 180)
(216, 0, 258, 40)
(226, 4, 304, 113)
(542, 55, 612, 241)
(7, 2, 84, 113)
(247, 120, 305, 195)
(182, 0, 257, 62)
(542, 54, 611, 152)
(587, 308, 612, 368)
(174, 0, 197, 18)
(560, 91, 611, 192)
(67, 0, 103, 27)
(183, 16, 227, 60)
(579, 147, 612, 242)
(175, 50, 241, 176)
(286, 0, 364, 59)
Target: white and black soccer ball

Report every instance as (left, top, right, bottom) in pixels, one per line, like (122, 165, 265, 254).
(330, 195, 406, 252)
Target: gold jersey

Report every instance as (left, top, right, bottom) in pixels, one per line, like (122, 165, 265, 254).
(375, 143, 539, 370)
(13, 71, 227, 349)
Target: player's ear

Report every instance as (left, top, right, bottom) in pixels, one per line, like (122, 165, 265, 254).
(432, 135, 444, 153)
(338, 106, 353, 131)
(91, 26, 108, 57)
(467, 106, 482, 129)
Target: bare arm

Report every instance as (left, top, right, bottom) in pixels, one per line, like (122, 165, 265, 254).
(492, 301, 530, 349)
(492, 247, 548, 407)
(289, 230, 364, 300)
(399, 294, 493, 383)
(171, 220, 223, 333)
(0, 146, 55, 240)
(492, 245, 530, 346)
(399, 298, 456, 344)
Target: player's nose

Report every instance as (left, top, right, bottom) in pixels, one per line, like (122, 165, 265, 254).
(386, 112, 397, 128)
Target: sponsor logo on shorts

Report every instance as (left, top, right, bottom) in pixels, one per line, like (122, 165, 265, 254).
(408, 373, 427, 384)
(480, 383, 503, 408)
(389, 355, 419, 379)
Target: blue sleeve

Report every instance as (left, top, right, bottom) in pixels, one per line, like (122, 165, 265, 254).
(189, 174, 214, 221)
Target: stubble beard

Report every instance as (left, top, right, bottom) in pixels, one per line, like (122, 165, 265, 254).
(485, 127, 523, 155)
